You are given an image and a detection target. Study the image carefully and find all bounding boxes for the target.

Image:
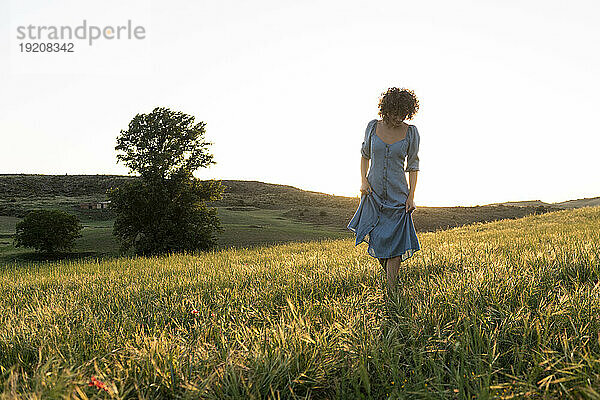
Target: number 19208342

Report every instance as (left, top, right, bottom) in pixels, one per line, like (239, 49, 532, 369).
(19, 42, 74, 52)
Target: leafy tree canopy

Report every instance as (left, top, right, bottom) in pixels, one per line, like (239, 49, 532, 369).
(115, 106, 215, 180)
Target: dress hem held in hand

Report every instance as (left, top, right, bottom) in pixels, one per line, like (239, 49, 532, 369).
(347, 189, 420, 260)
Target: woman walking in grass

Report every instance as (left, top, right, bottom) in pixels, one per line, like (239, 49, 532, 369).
(347, 87, 421, 295)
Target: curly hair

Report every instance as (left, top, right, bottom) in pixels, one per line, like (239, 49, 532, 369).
(377, 87, 420, 122)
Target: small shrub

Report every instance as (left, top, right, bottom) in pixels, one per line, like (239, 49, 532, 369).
(13, 209, 83, 254)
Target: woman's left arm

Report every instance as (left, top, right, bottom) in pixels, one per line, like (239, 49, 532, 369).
(406, 171, 418, 213)
(405, 126, 420, 213)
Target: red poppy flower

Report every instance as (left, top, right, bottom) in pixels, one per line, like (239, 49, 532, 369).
(88, 376, 109, 392)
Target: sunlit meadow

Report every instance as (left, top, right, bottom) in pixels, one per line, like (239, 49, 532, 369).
(1, 207, 600, 398)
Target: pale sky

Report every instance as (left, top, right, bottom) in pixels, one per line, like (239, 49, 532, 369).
(1, 0, 598, 206)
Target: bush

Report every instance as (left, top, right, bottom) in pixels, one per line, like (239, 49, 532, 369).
(13, 209, 83, 254)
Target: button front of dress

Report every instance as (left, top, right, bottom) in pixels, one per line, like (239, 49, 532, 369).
(347, 119, 421, 260)
(369, 127, 411, 208)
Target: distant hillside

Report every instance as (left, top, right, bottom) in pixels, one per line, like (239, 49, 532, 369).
(0, 174, 596, 233)
(555, 197, 600, 209)
(491, 196, 600, 210)
(0, 174, 137, 198)
(0, 174, 355, 213)
(0, 174, 354, 208)
(491, 200, 551, 208)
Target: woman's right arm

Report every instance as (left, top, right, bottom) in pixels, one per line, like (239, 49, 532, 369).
(360, 120, 374, 195)
(360, 156, 371, 194)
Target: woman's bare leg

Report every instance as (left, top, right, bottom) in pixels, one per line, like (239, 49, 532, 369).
(386, 255, 402, 294)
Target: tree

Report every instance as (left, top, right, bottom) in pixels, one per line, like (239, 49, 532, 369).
(114, 106, 216, 181)
(107, 107, 224, 256)
(14, 209, 83, 254)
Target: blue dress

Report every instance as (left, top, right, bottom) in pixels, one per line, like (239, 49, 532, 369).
(347, 119, 421, 261)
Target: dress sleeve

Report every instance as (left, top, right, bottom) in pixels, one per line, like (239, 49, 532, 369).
(361, 120, 375, 159)
(405, 125, 420, 172)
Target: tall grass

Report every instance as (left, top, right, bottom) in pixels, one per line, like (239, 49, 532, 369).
(1, 207, 600, 399)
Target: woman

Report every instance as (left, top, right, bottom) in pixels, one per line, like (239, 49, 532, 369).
(347, 87, 421, 295)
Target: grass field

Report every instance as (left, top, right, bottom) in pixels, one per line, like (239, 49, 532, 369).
(1, 207, 600, 398)
(215, 207, 352, 249)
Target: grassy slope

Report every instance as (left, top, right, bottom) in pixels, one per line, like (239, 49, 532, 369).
(215, 207, 351, 249)
(1, 206, 599, 398)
